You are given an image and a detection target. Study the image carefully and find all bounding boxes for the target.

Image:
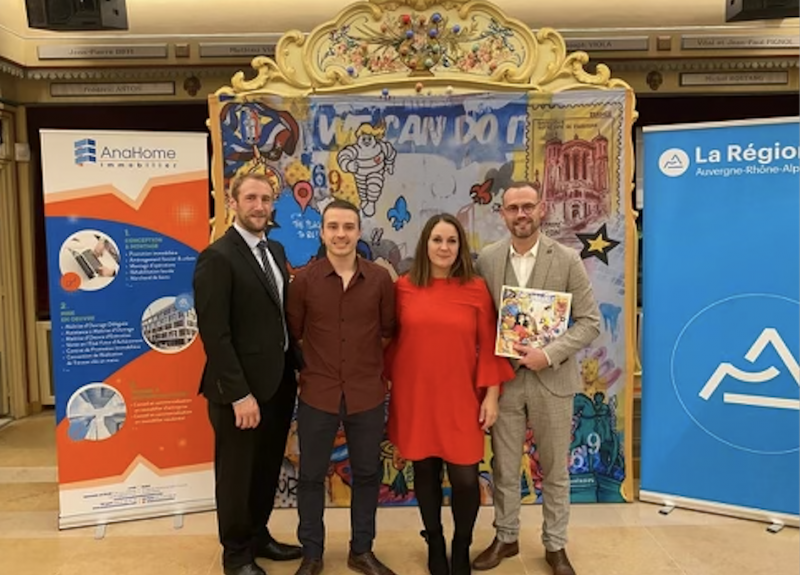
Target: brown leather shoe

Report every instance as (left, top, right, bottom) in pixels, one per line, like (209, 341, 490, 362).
(471, 537, 519, 571)
(294, 557, 323, 575)
(347, 551, 396, 575)
(545, 549, 576, 575)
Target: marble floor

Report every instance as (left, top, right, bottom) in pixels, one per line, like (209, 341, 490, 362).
(0, 413, 797, 575)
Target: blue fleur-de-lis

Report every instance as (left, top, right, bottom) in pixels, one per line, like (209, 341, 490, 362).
(387, 196, 411, 231)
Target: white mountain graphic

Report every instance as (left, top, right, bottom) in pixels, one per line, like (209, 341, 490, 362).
(698, 328, 800, 410)
(663, 155, 684, 169)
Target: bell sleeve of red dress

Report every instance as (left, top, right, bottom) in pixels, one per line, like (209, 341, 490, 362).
(473, 278, 515, 389)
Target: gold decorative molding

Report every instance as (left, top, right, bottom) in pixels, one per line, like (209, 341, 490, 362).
(217, 0, 633, 98)
(23, 66, 242, 81)
(0, 60, 24, 79)
(612, 57, 799, 72)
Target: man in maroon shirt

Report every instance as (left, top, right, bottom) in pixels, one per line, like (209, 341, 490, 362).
(287, 199, 397, 575)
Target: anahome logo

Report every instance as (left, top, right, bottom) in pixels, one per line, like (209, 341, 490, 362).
(99, 144, 178, 162)
(74, 139, 97, 165)
(72, 139, 179, 169)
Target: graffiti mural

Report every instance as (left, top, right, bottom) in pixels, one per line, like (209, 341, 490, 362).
(210, 90, 634, 506)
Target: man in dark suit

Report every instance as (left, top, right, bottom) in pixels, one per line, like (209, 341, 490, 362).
(194, 172, 302, 575)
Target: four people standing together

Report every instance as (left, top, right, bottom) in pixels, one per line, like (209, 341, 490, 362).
(195, 174, 600, 575)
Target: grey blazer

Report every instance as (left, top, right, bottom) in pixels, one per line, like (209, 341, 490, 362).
(476, 234, 601, 397)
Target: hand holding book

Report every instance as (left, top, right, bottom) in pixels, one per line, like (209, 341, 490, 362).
(512, 344, 550, 371)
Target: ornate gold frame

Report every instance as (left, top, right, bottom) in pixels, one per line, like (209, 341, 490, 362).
(219, 1, 631, 96)
(209, 0, 637, 236)
(208, 0, 638, 501)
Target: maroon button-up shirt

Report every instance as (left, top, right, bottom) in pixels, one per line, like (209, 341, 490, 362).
(287, 256, 396, 414)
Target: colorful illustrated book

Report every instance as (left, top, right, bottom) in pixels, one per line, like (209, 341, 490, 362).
(495, 285, 572, 359)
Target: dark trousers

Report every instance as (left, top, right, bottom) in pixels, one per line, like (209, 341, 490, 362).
(208, 364, 297, 569)
(296, 398, 385, 559)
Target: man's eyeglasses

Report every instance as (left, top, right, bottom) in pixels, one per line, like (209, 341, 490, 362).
(502, 202, 540, 215)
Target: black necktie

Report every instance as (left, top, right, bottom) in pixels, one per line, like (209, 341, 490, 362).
(256, 240, 287, 348)
(256, 240, 281, 303)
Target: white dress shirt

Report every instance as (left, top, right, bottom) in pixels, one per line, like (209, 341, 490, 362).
(233, 221, 285, 304)
(509, 238, 540, 286)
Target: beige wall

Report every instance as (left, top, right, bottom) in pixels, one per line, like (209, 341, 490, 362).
(1, 0, 793, 39)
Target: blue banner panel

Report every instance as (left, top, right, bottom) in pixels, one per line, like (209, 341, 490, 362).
(641, 118, 799, 518)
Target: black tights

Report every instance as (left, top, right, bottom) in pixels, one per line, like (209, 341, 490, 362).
(413, 457, 480, 542)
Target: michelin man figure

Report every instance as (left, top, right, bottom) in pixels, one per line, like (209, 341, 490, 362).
(337, 122, 397, 217)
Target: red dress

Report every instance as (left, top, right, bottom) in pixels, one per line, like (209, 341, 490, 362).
(385, 275, 515, 465)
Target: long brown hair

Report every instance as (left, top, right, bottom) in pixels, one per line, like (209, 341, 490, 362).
(408, 213, 475, 287)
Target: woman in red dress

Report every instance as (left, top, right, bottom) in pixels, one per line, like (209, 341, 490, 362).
(385, 213, 515, 575)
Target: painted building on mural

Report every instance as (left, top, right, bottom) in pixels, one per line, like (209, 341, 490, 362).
(539, 132, 610, 233)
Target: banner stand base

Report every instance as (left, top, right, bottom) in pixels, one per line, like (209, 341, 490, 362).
(92, 515, 184, 538)
(658, 504, 676, 516)
(59, 500, 215, 531)
(767, 520, 785, 534)
(640, 490, 799, 529)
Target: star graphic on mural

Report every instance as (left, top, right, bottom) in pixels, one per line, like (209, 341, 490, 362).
(576, 224, 620, 265)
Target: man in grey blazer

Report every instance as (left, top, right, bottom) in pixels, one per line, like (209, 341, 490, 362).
(472, 182, 600, 575)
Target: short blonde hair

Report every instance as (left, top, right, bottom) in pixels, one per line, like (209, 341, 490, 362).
(229, 170, 279, 200)
(355, 121, 386, 139)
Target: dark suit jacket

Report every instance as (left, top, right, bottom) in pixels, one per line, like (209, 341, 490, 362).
(193, 226, 296, 405)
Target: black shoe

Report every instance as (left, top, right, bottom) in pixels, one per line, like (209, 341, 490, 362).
(420, 530, 449, 575)
(255, 539, 303, 561)
(347, 550, 396, 575)
(294, 557, 324, 575)
(451, 535, 472, 575)
(224, 563, 267, 575)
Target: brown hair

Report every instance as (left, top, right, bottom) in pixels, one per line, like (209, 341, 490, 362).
(501, 181, 541, 205)
(322, 198, 361, 229)
(229, 172, 276, 200)
(408, 213, 475, 287)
